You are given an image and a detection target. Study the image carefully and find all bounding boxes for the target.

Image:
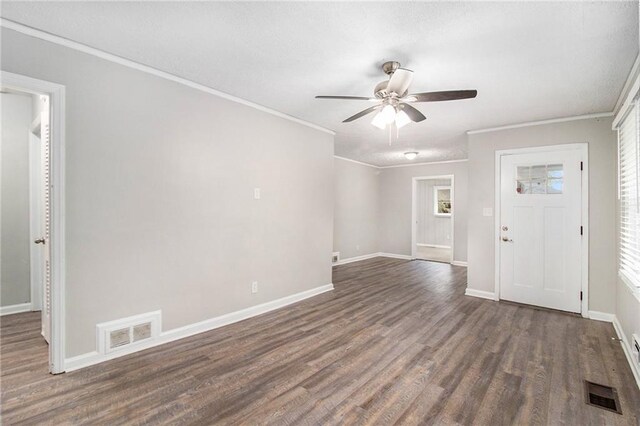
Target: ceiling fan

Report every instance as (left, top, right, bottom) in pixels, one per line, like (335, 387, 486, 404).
(316, 61, 477, 129)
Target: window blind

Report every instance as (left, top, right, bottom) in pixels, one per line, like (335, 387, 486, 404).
(619, 101, 640, 287)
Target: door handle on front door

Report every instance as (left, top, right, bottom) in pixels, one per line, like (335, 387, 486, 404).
(34, 238, 45, 244)
(501, 236, 513, 242)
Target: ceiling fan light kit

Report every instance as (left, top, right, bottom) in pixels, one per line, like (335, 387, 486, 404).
(316, 60, 478, 131)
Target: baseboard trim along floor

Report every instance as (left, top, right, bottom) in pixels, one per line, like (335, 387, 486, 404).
(65, 283, 334, 372)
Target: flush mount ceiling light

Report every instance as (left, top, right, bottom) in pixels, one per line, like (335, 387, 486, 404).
(404, 152, 418, 160)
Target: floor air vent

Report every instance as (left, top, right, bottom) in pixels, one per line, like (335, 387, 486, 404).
(584, 380, 622, 414)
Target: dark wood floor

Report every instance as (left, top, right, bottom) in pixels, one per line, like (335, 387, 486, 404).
(1, 257, 639, 424)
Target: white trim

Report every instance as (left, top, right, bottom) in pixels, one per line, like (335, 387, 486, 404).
(411, 175, 455, 264)
(333, 156, 469, 170)
(28, 130, 43, 312)
(613, 66, 640, 129)
(333, 155, 378, 169)
(464, 288, 495, 300)
(1, 71, 66, 374)
(618, 270, 640, 303)
(0, 18, 335, 137)
(494, 143, 589, 315)
(0, 303, 33, 316)
(451, 260, 468, 267)
(467, 112, 613, 135)
(378, 159, 468, 169)
(65, 283, 334, 372)
(416, 243, 451, 249)
(378, 252, 413, 260)
(612, 316, 640, 390)
(587, 310, 616, 323)
(614, 54, 640, 116)
(333, 253, 379, 265)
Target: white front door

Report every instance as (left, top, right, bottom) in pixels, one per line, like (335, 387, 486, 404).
(499, 147, 583, 313)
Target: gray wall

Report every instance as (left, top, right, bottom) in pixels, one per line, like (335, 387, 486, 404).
(2, 28, 334, 357)
(416, 179, 452, 247)
(467, 117, 617, 313)
(333, 158, 379, 259)
(378, 161, 468, 262)
(1, 92, 32, 307)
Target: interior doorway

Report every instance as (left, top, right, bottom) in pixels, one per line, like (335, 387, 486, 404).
(1, 88, 51, 351)
(412, 175, 454, 263)
(1, 71, 66, 373)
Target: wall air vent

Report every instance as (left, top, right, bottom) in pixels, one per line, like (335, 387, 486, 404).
(97, 311, 161, 354)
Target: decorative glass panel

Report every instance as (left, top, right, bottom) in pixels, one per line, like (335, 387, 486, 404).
(515, 164, 563, 194)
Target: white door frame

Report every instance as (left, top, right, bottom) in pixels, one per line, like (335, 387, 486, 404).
(28, 125, 43, 312)
(494, 143, 589, 317)
(2, 71, 66, 373)
(411, 175, 455, 262)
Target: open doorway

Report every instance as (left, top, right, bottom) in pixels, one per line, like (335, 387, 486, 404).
(1, 71, 65, 374)
(411, 175, 454, 263)
(1, 88, 51, 359)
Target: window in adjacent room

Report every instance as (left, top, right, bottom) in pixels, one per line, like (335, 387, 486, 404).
(433, 186, 452, 217)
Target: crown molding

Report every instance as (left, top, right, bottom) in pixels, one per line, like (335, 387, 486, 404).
(378, 158, 468, 169)
(614, 53, 640, 115)
(0, 18, 336, 136)
(333, 155, 379, 169)
(334, 156, 469, 169)
(466, 112, 614, 135)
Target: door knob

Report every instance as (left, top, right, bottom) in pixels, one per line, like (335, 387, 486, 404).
(34, 238, 45, 245)
(501, 236, 513, 242)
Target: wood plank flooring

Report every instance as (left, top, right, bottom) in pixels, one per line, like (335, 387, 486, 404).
(1, 257, 639, 424)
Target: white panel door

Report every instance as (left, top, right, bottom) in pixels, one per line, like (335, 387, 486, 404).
(499, 148, 582, 313)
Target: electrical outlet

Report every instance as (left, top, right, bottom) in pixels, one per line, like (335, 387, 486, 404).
(356, 245, 360, 251)
(252, 281, 258, 294)
(254, 188, 261, 199)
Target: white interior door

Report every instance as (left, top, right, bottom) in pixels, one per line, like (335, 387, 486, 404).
(40, 98, 51, 343)
(499, 148, 583, 313)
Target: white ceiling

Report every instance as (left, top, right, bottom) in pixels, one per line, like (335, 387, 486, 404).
(2, 1, 638, 166)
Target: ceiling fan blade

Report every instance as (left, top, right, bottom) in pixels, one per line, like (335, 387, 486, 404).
(386, 68, 413, 96)
(399, 103, 426, 122)
(343, 105, 382, 122)
(404, 90, 477, 103)
(316, 95, 376, 101)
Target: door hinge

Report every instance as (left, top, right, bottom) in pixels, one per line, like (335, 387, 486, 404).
(580, 161, 583, 171)
(580, 226, 583, 235)
(580, 291, 583, 301)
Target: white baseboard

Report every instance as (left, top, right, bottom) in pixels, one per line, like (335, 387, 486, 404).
(65, 283, 334, 372)
(451, 260, 468, 267)
(378, 252, 413, 260)
(0, 303, 32, 316)
(334, 253, 379, 265)
(584, 313, 640, 390)
(611, 316, 640, 390)
(332, 252, 413, 266)
(464, 288, 496, 300)
(416, 243, 451, 249)
(587, 310, 616, 323)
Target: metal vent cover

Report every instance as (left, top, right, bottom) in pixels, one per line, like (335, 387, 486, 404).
(584, 380, 622, 415)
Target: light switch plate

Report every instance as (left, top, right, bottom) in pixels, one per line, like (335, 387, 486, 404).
(483, 208, 493, 217)
(254, 188, 261, 199)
